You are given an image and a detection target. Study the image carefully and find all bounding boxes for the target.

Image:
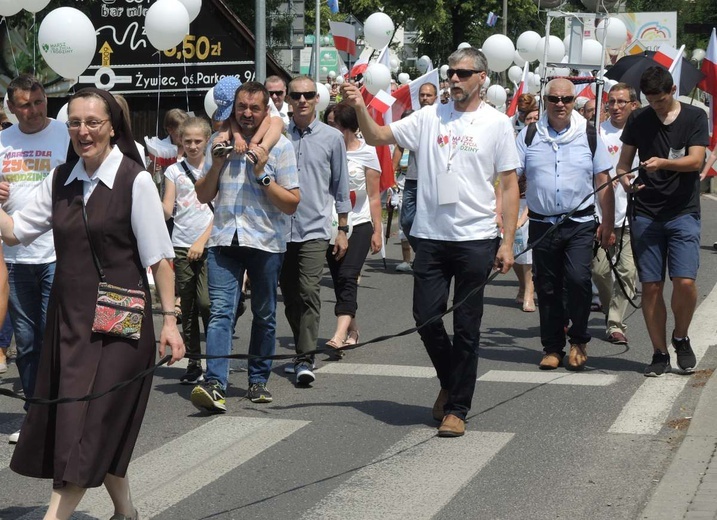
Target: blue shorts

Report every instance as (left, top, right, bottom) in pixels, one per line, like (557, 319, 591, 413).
(630, 213, 700, 283)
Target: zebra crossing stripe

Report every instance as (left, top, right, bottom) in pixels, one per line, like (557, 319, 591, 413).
(478, 370, 618, 386)
(300, 428, 513, 520)
(315, 363, 436, 378)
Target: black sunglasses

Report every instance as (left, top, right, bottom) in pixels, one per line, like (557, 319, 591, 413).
(268, 90, 285, 96)
(545, 95, 575, 105)
(289, 91, 317, 101)
(0, 122, 12, 130)
(446, 69, 483, 79)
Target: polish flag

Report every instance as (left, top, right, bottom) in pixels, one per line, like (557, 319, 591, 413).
(360, 86, 396, 192)
(699, 28, 717, 160)
(329, 21, 356, 56)
(350, 56, 369, 78)
(506, 62, 530, 117)
(653, 44, 684, 97)
(368, 89, 396, 114)
(390, 69, 440, 120)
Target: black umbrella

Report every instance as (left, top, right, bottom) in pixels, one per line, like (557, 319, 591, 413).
(605, 51, 705, 95)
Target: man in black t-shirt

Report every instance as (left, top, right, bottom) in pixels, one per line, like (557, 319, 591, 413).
(617, 66, 709, 378)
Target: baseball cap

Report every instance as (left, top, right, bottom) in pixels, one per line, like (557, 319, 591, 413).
(212, 76, 242, 121)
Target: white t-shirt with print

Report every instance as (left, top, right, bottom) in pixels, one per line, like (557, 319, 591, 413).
(390, 101, 520, 241)
(164, 159, 213, 248)
(347, 142, 381, 226)
(599, 120, 637, 226)
(0, 119, 69, 263)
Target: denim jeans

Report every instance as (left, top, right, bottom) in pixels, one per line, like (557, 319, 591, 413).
(400, 179, 418, 251)
(412, 238, 498, 421)
(204, 246, 283, 389)
(7, 262, 55, 406)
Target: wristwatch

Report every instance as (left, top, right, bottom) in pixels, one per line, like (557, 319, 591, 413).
(256, 173, 271, 186)
(337, 225, 350, 233)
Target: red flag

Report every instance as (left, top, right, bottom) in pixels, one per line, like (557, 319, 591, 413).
(360, 86, 396, 192)
(368, 89, 396, 114)
(329, 21, 356, 56)
(350, 56, 369, 78)
(699, 29, 717, 95)
(506, 62, 530, 117)
(390, 69, 440, 121)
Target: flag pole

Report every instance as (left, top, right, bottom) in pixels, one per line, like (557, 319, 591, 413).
(314, 0, 321, 84)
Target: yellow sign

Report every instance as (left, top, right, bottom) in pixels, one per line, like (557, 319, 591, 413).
(99, 42, 113, 67)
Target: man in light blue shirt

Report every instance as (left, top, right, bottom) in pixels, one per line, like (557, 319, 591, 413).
(516, 78, 614, 371)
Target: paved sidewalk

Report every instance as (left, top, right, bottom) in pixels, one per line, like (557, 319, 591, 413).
(640, 367, 717, 519)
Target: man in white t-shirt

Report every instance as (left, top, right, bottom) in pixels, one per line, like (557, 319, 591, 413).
(592, 83, 639, 346)
(265, 76, 290, 130)
(0, 74, 69, 443)
(342, 47, 520, 437)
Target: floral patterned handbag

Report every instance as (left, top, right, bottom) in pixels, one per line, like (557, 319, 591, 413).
(82, 201, 146, 340)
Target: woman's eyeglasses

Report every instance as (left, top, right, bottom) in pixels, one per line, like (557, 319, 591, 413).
(66, 119, 109, 131)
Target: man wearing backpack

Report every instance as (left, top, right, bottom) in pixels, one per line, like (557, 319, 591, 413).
(516, 78, 614, 371)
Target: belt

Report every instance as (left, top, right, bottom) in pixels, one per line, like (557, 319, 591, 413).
(528, 204, 595, 221)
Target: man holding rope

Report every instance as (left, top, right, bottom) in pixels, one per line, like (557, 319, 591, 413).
(342, 46, 520, 437)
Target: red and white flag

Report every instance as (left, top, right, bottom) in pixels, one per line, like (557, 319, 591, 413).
(390, 69, 440, 120)
(328, 21, 356, 56)
(368, 89, 396, 114)
(653, 44, 684, 97)
(699, 29, 717, 176)
(506, 62, 530, 117)
(349, 55, 369, 78)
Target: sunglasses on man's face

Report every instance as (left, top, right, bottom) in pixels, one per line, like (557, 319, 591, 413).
(289, 91, 317, 101)
(446, 69, 483, 79)
(545, 95, 575, 105)
(268, 90, 285, 97)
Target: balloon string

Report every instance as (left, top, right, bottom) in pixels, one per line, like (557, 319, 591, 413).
(4, 17, 17, 75)
(183, 53, 189, 113)
(155, 51, 161, 138)
(32, 13, 36, 75)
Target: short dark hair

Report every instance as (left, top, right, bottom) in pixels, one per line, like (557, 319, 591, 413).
(235, 81, 270, 108)
(265, 75, 286, 90)
(640, 66, 673, 96)
(419, 83, 438, 96)
(330, 102, 358, 132)
(7, 74, 45, 105)
(609, 82, 638, 102)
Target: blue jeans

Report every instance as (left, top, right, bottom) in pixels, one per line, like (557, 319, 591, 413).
(400, 179, 418, 251)
(204, 247, 283, 389)
(7, 262, 55, 406)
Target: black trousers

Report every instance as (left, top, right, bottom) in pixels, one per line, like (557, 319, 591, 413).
(530, 219, 595, 353)
(412, 237, 498, 421)
(326, 222, 373, 317)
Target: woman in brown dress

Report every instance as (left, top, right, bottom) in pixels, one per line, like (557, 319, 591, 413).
(0, 88, 184, 520)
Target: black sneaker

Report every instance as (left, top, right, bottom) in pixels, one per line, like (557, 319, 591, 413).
(190, 380, 226, 413)
(295, 361, 316, 386)
(247, 382, 273, 403)
(672, 335, 697, 373)
(644, 351, 671, 377)
(180, 364, 204, 385)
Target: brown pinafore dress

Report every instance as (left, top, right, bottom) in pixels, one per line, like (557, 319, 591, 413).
(10, 157, 156, 488)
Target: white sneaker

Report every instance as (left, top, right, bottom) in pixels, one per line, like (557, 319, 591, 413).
(395, 262, 413, 272)
(284, 360, 316, 374)
(8, 429, 19, 444)
(0, 362, 6, 374)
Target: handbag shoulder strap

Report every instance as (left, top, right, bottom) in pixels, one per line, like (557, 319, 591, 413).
(81, 200, 107, 283)
(179, 159, 214, 212)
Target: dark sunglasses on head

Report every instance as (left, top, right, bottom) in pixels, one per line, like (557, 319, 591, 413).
(446, 68, 483, 79)
(545, 95, 575, 105)
(268, 90, 285, 96)
(289, 91, 317, 101)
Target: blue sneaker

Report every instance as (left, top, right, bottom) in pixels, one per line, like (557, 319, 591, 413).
(295, 361, 316, 385)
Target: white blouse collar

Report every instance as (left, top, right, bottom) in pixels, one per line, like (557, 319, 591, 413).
(64, 145, 123, 188)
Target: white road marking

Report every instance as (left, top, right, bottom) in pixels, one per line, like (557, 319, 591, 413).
(316, 363, 436, 378)
(301, 428, 513, 520)
(478, 370, 618, 386)
(609, 279, 717, 435)
(17, 416, 309, 520)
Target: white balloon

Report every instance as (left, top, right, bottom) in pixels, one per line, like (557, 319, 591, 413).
(551, 66, 570, 77)
(457, 42, 472, 50)
(325, 82, 333, 90)
(513, 51, 526, 67)
(335, 75, 345, 85)
(178, 0, 202, 22)
(0, 0, 21, 16)
(328, 70, 337, 79)
(693, 48, 706, 62)
(24, 0, 50, 14)
(204, 88, 217, 117)
(595, 17, 627, 49)
(582, 39, 604, 66)
(55, 102, 69, 123)
(315, 82, 330, 112)
(482, 34, 515, 73)
(3, 94, 18, 125)
(321, 66, 328, 74)
(364, 12, 394, 50)
(535, 36, 565, 64)
(486, 85, 507, 106)
(516, 31, 541, 62)
(398, 72, 410, 84)
(39, 7, 97, 79)
(604, 78, 618, 91)
(483, 76, 491, 89)
(417, 55, 432, 74)
(363, 63, 392, 95)
(389, 56, 400, 74)
(144, 0, 190, 52)
(527, 73, 541, 94)
(508, 65, 523, 84)
(439, 64, 449, 80)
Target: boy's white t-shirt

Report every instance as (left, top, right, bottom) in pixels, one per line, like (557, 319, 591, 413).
(164, 159, 213, 248)
(346, 142, 381, 226)
(0, 119, 69, 263)
(390, 101, 520, 241)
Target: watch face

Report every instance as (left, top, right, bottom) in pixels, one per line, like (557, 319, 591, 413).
(261, 175, 271, 186)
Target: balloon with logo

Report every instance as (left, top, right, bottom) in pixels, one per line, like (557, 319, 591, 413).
(315, 82, 330, 112)
(482, 34, 514, 73)
(145, 0, 190, 51)
(363, 12, 394, 50)
(38, 7, 97, 79)
(486, 85, 507, 106)
(516, 31, 541, 62)
(0, 0, 21, 16)
(363, 63, 391, 95)
(23, 0, 51, 13)
(178, 0, 202, 22)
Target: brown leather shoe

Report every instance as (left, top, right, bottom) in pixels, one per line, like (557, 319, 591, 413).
(432, 388, 449, 422)
(437, 414, 465, 437)
(567, 343, 588, 370)
(539, 352, 562, 370)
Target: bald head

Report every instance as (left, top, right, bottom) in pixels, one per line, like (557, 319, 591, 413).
(546, 78, 574, 95)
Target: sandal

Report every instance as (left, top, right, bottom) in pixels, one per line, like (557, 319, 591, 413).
(344, 330, 360, 345)
(325, 338, 345, 360)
